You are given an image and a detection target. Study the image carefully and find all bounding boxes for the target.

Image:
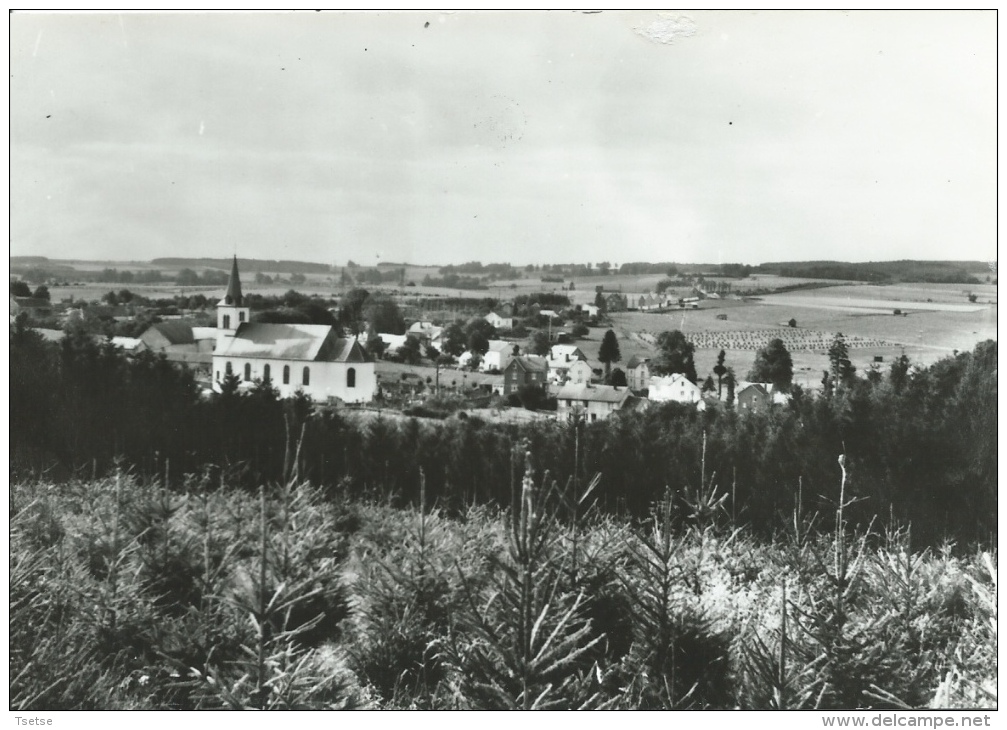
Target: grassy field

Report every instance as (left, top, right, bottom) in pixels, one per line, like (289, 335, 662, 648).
(607, 285, 996, 387)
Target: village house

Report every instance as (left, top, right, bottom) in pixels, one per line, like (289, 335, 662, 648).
(481, 339, 518, 372)
(625, 355, 651, 390)
(407, 321, 443, 345)
(484, 311, 517, 330)
(605, 292, 628, 312)
(407, 320, 437, 335)
(502, 355, 549, 395)
(555, 382, 633, 422)
(547, 343, 587, 383)
(730, 381, 791, 411)
(110, 336, 147, 355)
(649, 373, 703, 405)
(10, 296, 54, 323)
(565, 358, 595, 385)
(139, 320, 216, 373)
(378, 333, 408, 352)
(735, 382, 771, 413)
(211, 257, 376, 403)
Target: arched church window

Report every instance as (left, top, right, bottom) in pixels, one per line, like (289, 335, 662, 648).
(347, 367, 356, 388)
(303, 367, 310, 386)
(283, 365, 290, 384)
(263, 364, 271, 382)
(223, 314, 231, 329)
(244, 363, 251, 381)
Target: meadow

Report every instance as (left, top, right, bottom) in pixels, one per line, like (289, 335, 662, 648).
(608, 285, 996, 386)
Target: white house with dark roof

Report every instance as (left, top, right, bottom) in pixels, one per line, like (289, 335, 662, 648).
(649, 373, 704, 407)
(211, 257, 376, 403)
(485, 312, 517, 330)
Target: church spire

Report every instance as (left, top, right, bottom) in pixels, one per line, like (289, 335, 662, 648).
(220, 255, 243, 306)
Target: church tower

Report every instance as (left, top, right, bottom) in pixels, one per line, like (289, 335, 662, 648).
(216, 256, 250, 350)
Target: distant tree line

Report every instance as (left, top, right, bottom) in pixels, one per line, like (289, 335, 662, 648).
(96, 268, 168, 284)
(764, 260, 982, 285)
(438, 262, 520, 279)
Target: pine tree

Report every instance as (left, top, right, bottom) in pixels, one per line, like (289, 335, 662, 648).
(598, 330, 621, 377)
(713, 350, 727, 397)
(828, 333, 856, 390)
(725, 367, 737, 406)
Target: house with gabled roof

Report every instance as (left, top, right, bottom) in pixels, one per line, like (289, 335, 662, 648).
(139, 320, 216, 372)
(503, 355, 549, 395)
(485, 311, 517, 330)
(649, 373, 703, 405)
(555, 382, 633, 422)
(625, 355, 651, 390)
(735, 382, 771, 413)
(547, 344, 587, 383)
(482, 339, 518, 372)
(732, 382, 789, 412)
(211, 257, 376, 403)
(566, 358, 595, 385)
(10, 296, 53, 322)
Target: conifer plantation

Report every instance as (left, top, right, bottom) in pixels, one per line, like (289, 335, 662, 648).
(10, 326, 997, 710)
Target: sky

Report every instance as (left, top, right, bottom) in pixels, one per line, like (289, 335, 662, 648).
(9, 10, 997, 267)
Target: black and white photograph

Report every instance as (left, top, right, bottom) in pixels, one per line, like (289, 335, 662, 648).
(9, 10, 997, 715)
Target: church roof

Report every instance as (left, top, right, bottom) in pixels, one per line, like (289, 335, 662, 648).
(215, 323, 370, 362)
(219, 256, 244, 307)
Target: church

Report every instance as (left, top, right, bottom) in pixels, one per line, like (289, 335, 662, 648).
(211, 257, 377, 404)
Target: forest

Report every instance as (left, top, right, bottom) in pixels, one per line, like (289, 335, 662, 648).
(9, 323, 998, 709)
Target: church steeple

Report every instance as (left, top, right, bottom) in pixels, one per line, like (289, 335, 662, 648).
(220, 255, 244, 306)
(216, 255, 250, 350)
